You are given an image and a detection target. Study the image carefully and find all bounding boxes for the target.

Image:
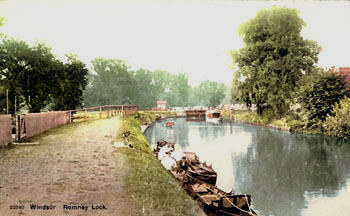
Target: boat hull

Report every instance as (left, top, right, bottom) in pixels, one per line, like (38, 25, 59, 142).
(166, 121, 174, 127)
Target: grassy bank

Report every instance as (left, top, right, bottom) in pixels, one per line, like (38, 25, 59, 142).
(221, 110, 295, 131)
(116, 111, 206, 216)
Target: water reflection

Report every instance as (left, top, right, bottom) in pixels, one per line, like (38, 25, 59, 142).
(143, 118, 350, 216)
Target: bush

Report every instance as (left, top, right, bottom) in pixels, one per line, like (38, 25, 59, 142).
(324, 97, 350, 139)
(292, 69, 347, 133)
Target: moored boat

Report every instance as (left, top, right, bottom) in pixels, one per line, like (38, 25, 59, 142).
(206, 110, 222, 124)
(187, 162, 217, 185)
(154, 140, 258, 216)
(187, 181, 257, 216)
(165, 119, 175, 127)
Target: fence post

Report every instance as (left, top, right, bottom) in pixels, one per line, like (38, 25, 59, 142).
(14, 96, 17, 115)
(17, 115, 21, 142)
(69, 111, 72, 123)
(85, 109, 87, 121)
(6, 89, 8, 114)
(99, 106, 102, 119)
(107, 109, 110, 118)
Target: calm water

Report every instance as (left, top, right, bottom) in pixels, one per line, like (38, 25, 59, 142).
(144, 117, 350, 216)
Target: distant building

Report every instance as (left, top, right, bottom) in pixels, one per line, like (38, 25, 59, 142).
(329, 67, 350, 90)
(152, 100, 168, 111)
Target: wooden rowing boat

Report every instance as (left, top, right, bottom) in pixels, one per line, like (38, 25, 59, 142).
(155, 140, 258, 216)
(187, 181, 258, 216)
(187, 163, 217, 185)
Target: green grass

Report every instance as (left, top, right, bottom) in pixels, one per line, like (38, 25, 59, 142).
(221, 110, 294, 130)
(117, 111, 205, 216)
(136, 110, 177, 125)
(118, 148, 205, 216)
(72, 110, 122, 122)
(118, 111, 176, 152)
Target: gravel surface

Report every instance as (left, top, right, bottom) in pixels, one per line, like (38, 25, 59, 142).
(0, 117, 137, 216)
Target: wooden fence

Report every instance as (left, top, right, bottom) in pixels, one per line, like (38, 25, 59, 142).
(68, 105, 138, 122)
(0, 115, 12, 146)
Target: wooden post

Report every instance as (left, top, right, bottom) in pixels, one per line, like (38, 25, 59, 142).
(14, 96, 17, 115)
(107, 109, 110, 118)
(229, 109, 232, 123)
(99, 106, 102, 119)
(121, 105, 124, 117)
(6, 89, 9, 114)
(69, 111, 72, 123)
(84, 109, 87, 121)
(17, 115, 21, 142)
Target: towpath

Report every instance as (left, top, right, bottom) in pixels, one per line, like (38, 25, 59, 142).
(0, 117, 137, 216)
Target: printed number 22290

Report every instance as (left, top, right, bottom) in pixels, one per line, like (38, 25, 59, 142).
(10, 205, 24, 210)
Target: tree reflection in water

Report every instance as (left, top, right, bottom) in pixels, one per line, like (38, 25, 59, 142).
(144, 119, 350, 216)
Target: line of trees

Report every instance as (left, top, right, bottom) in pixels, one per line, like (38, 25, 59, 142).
(231, 6, 349, 138)
(83, 57, 229, 109)
(1, 15, 229, 114)
(0, 17, 88, 114)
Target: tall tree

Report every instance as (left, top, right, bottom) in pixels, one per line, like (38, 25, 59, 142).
(0, 39, 58, 113)
(51, 54, 88, 111)
(164, 73, 190, 107)
(198, 81, 226, 107)
(188, 81, 227, 107)
(131, 69, 158, 109)
(231, 6, 321, 116)
(84, 58, 134, 106)
(0, 38, 88, 113)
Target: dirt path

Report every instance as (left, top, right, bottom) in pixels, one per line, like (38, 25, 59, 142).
(0, 117, 137, 216)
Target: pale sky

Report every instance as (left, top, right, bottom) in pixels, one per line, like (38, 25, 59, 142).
(0, 0, 349, 85)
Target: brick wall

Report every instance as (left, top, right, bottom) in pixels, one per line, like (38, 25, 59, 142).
(338, 67, 350, 83)
(23, 111, 70, 138)
(330, 67, 350, 89)
(0, 115, 12, 146)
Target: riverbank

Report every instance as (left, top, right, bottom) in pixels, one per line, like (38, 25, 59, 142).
(221, 110, 350, 141)
(221, 110, 291, 132)
(116, 111, 206, 215)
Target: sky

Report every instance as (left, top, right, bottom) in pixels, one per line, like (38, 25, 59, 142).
(0, 0, 349, 86)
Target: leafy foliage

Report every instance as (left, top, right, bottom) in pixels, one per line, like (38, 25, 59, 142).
(292, 69, 347, 133)
(324, 97, 350, 139)
(231, 6, 321, 115)
(51, 54, 88, 111)
(84, 58, 193, 109)
(162, 72, 190, 107)
(84, 58, 156, 108)
(0, 38, 88, 113)
(189, 80, 227, 107)
(0, 39, 56, 112)
(87, 58, 134, 105)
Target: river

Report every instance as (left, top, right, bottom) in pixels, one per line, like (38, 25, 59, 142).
(143, 117, 350, 216)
